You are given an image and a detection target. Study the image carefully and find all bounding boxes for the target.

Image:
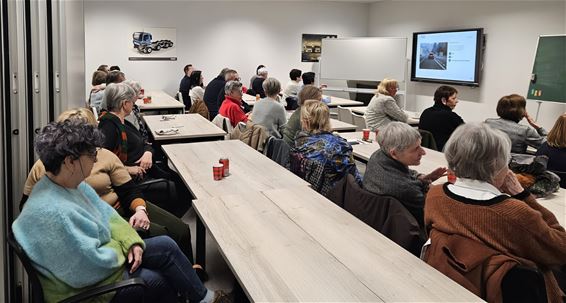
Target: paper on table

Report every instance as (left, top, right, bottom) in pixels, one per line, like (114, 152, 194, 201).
(155, 127, 180, 135)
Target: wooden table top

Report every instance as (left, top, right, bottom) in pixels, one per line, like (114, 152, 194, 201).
(135, 90, 185, 111)
(162, 140, 311, 200)
(323, 95, 364, 107)
(242, 93, 257, 106)
(143, 114, 226, 141)
(195, 187, 483, 302)
(330, 118, 357, 132)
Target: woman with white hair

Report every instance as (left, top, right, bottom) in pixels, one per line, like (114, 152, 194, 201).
(363, 122, 447, 227)
(251, 77, 287, 137)
(188, 86, 209, 119)
(424, 123, 566, 303)
(365, 78, 408, 131)
(218, 80, 249, 127)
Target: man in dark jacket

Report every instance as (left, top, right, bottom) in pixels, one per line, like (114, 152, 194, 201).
(178, 64, 193, 109)
(203, 68, 230, 119)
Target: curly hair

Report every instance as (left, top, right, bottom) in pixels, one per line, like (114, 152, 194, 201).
(35, 120, 104, 175)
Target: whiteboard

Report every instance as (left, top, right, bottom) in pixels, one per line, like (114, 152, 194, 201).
(320, 37, 408, 82)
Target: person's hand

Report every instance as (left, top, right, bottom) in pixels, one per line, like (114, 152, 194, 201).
(524, 112, 541, 129)
(127, 166, 146, 178)
(498, 169, 524, 196)
(420, 167, 448, 183)
(127, 244, 143, 273)
(129, 208, 150, 230)
(135, 151, 153, 171)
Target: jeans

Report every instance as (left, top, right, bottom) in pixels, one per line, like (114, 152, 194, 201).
(111, 236, 207, 303)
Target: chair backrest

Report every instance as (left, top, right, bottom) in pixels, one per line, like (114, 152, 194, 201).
(337, 106, 354, 124)
(7, 231, 45, 303)
(501, 265, 548, 303)
(551, 170, 566, 188)
(211, 114, 234, 133)
(285, 96, 299, 110)
(418, 129, 438, 151)
(176, 91, 183, 104)
(351, 113, 366, 131)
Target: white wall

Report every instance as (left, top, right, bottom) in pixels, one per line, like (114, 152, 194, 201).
(84, 1, 369, 99)
(369, 1, 566, 129)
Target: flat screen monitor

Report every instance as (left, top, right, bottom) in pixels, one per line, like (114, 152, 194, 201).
(411, 28, 483, 87)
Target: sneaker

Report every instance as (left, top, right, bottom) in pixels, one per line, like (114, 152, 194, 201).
(211, 290, 233, 303)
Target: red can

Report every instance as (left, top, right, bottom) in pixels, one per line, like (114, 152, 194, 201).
(219, 158, 229, 176)
(362, 129, 370, 141)
(213, 164, 224, 180)
(447, 171, 457, 184)
(143, 97, 149, 104)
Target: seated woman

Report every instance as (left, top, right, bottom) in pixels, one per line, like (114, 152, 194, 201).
(536, 114, 566, 186)
(424, 123, 566, 302)
(123, 80, 149, 141)
(218, 80, 249, 127)
(12, 120, 230, 303)
(293, 100, 362, 193)
(485, 94, 547, 154)
(21, 108, 195, 264)
(418, 85, 464, 151)
(365, 78, 408, 131)
(98, 83, 189, 214)
(188, 86, 210, 119)
(250, 77, 287, 138)
(363, 122, 447, 227)
(281, 85, 322, 145)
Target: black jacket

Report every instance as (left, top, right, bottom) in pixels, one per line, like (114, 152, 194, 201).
(252, 77, 266, 98)
(203, 76, 225, 119)
(419, 103, 464, 151)
(179, 75, 191, 109)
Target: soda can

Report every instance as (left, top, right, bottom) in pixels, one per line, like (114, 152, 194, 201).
(213, 164, 224, 180)
(362, 129, 370, 141)
(219, 158, 229, 176)
(447, 171, 457, 184)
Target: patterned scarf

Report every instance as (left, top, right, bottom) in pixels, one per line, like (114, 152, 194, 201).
(99, 111, 128, 162)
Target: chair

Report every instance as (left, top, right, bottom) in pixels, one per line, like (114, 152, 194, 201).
(501, 265, 548, 303)
(418, 129, 438, 151)
(285, 96, 299, 110)
(351, 113, 366, 131)
(176, 91, 183, 104)
(551, 170, 566, 188)
(7, 230, 147, 303)
(337, 106, 354, 124)
(211, 114, 234, 133)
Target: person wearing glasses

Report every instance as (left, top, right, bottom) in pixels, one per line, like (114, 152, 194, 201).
(218, 80, 249, 127)
(365, 78, 408, 131)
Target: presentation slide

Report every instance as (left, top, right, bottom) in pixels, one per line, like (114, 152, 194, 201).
(413, 30, 479, 83)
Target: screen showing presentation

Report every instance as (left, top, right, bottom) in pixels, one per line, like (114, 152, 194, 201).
(411, 28, 483, 86)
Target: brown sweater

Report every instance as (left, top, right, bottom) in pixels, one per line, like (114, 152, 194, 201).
(23, 148, 145, 211)
(425, 184, 566, 303)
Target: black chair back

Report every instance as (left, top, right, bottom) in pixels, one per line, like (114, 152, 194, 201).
(7, 231, 45, 303)
(501, 265, 547, 303)
(285, 96, 299, 110)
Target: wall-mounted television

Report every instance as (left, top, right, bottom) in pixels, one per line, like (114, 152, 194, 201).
(411, 28, 484, 87)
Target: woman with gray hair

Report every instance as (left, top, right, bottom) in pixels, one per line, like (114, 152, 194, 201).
(365, 78, 408, 131)
(218, 80, 249, 127)
(12, 120, 230, 303)
(424, 123, 566, 302)
(250, 77, 287, 137)
(188, 86, 210, 119)
(123, 80, 149, 141)
(363, 121, 447, 227)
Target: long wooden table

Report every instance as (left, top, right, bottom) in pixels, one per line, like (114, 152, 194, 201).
(284, 111, 357, 132)
(143, 113, 226, 144)
(323, 95, 364, 108)
(135, 90, 185, 113)
(350, 106, 420, 125)
(195, 187, 484, 302)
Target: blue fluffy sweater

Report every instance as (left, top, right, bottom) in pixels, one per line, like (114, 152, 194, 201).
(13, 176, 145, 303)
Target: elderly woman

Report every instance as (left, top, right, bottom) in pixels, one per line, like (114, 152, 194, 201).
(218, 80, 249, 127)
(13, 120, 230, 303)
(21, 108, 195, 264)
(123, 80, 149, 141)
(281, 85, 322, 145)
(98, 83, 189, 214)
(485, 94, 547, 154)
(88, 70, 107, 109)
(424, 123, 566, 303)
(419, 85, 464, 151)
(365, 78, 408, 131)
(250, 77, 287, 137)
(363, 122, 447, 227)
(188, 86, 210, 119)
(293, 100, 362, 192)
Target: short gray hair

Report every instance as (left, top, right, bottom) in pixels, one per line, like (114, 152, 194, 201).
(104, 83, 136, 112)
(35, 120, 104, 175)
(189, 86, 205, 102)
(257, 67, 268, 76)
(262, 77, 281, 97)
(224, 80, 243, 95)
(444, 123, 511, 183)
(378, 122, 421, 154)
(123, 80, 141, 96)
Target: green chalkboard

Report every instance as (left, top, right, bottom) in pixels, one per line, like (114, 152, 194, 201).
(528, 35, 566, 103)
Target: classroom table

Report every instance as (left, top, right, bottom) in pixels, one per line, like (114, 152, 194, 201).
(284, 110, 357, 132)
(349, 106, 420, 125)
(142, 113, 226, 144)
(323, 95, 364, 107)
(195, 187, 484, 302)
(339, 131, 566, 225)
(162, 140, 311, 266)
(242, 93, 257, 106)
(135, 90, 185, 114)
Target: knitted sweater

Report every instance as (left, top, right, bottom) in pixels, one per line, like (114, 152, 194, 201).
(365, 94, 408, 131)
(251, 97, 287, 138)
(425, 184, 566, 303)
(13, 177, 145, 303)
